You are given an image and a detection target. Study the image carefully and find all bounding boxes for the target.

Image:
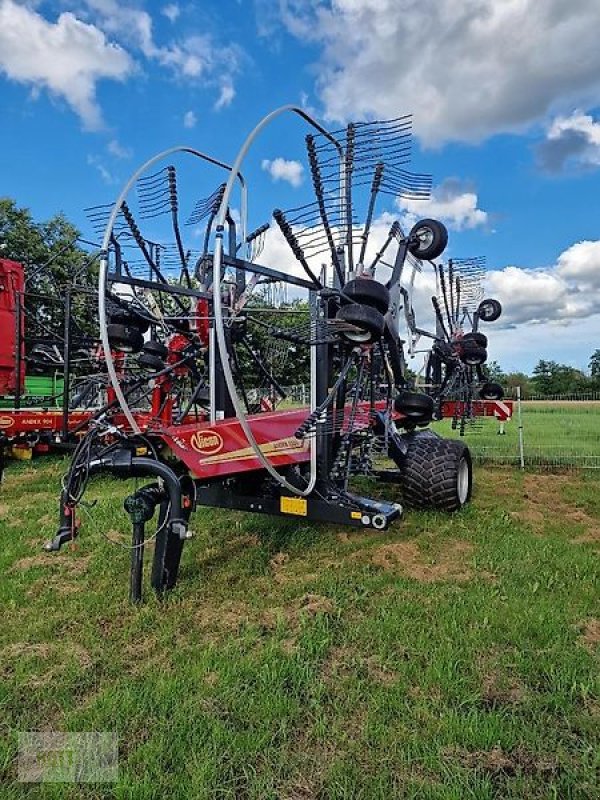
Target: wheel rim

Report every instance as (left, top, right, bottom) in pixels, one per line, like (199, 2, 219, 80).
(343, 327, 373, 343)
(416, 227, 434, 252)
(457, 457, 470, 504)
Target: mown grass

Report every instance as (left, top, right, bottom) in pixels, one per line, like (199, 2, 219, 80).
(0, 458, 598, 799)
(441, 402, 600, 468)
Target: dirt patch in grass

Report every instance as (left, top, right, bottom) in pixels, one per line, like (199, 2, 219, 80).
(259, 594, 336, 654)
(1, 641, 92, 683)
(480, 668, 526, 708)
(370, 539, 474, 582)
(322, 644, 396, 686)
(451, 745, 558, 776)
(10, 553, 90, 575)
(512, 475, 599, 542)
(0, 503, 10, 518)
(299, 593, 335, 616)
(577, 618, 600, 654)
(270, 551, 289, 570)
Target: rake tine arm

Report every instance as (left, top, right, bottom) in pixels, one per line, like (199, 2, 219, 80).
(273, 209, 323, 289)
(358, 162, 384, 270)
(306, 134, 345, 285)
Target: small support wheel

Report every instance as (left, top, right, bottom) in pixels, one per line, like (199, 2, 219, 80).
(335, 303, 385, 344)
(407, 219, 448, 261)
(477, 298, 502, 323)
(341, 278, 390, 314)
(107, 323, 144, 354)
(479, 382, 504, 400)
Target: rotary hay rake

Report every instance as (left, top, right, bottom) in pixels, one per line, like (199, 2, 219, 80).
(49, 106, 505, 602)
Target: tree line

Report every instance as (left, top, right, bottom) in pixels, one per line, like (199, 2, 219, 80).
(486, 355, 600, 399)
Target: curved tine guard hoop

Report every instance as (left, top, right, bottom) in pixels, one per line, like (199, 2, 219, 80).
(98, 146, 247, 434)
(212, 105, 345, 498)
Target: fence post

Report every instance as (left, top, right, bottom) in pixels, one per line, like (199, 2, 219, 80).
(516, 386, 525, 469)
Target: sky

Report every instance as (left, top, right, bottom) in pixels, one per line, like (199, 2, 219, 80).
(0, 0, 599, 374)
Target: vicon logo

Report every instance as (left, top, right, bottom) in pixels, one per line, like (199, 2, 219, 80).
(0, 416, 15, 429)
(190, 430, 223, 455)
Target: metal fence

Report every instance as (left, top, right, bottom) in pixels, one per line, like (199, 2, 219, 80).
(438, 391, 600, 470)
(281, 385, 600, 470)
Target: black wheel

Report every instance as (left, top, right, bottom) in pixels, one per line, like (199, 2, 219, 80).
(477, 298, 502, 323)
(394, 390, 434, 422)
(335, 303, 385, 344)
(399, 434, 473, 511)
(341, 278, 390, 314)
(462, 332, 488, 348)
(142, 340, 168, 358)
(108, 306, 151, 334)
(462, 344, 487, 365)
(479, 382, 504, 400)
(106, 323, 144, 353)
(138, 353, 165, 371)
(407, 219, 448, 261)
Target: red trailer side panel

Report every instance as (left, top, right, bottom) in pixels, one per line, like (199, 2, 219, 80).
(0, 259, 25, 395)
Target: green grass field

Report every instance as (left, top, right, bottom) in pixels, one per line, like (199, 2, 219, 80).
(0, 456, 598, 798)
(441, 402, 600, 468)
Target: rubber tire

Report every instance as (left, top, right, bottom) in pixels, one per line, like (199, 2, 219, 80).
(399, 435, 473, 511)
(479, 382, 504, 400)
(336, 303, 385, 344)
(108, 307, 150, 334)
(462, 345, 487, 365)
(394, 390, 434, 420)
(341, 278, 390, 315)
(142, 340, 168, 358)
(408, 219, 448, 261)
(107, 323, 144, 353)
(477, 298, 502, 323)
(462, 332, 488, 348)
(139, 353, 165, 371)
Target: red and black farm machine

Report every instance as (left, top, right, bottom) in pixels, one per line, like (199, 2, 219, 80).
(41, 107, 507, 601)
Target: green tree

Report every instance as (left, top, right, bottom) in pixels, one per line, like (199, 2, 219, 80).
(0, 197, 97, 338)
(590, 350, 600, 389)
(531, 359, 591, 397)
(505, 371, 532, 399)
(485, 360, 506, 384)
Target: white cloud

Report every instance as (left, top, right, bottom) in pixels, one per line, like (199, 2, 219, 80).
(261, 158, 305, 188)
(183, 110, 197, 129)
(279, 0, 600, 146)
(556, 240, 600, 287)
(537, 110, 600, 172)
(161, 4, 180, 23)
(486, 239, 600, 328)
(0, 0, 133, 129)
(87, 154, 117, 184)
(398, 179, 488, 232)
(84, 1, 242, 88)
(107, 138, 132, 158)
(214, 82, 235, 111)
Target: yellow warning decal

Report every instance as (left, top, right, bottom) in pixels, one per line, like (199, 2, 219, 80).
(280, 496, 307, 516)
(350, 511, 362, 520)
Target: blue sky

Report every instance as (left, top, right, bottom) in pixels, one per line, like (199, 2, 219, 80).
(1, 0, 599, 373)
